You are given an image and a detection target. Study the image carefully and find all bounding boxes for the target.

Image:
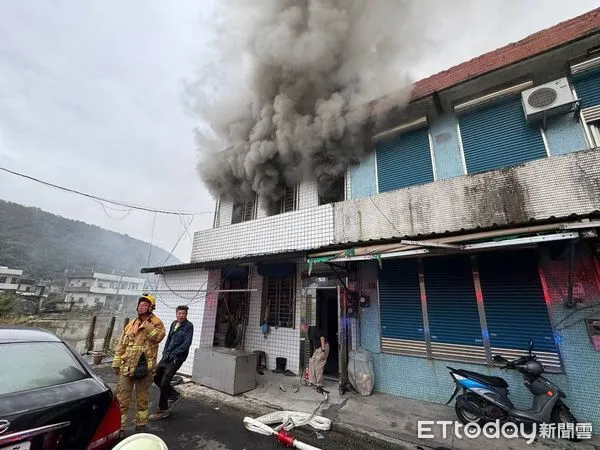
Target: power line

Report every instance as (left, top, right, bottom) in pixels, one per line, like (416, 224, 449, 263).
(94, 198, 132, 221)
(369, 196, 403, 236)
(147, 212, 158, 267)
(0, 166, 214, 216)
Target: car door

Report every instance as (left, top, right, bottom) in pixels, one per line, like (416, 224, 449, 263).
(0, 340, 112, 450)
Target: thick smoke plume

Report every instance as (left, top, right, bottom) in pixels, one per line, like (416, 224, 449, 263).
(189, 0, 434, 212)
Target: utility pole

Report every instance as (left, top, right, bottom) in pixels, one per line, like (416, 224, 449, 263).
(116, 273, 124, 312)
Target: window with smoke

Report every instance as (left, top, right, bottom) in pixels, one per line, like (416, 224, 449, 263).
(188, 0, 432, 214)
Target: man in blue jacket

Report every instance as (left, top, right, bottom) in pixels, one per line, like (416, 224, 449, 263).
(149, 305, 194, 420)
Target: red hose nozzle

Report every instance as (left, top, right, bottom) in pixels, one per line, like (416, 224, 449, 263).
(276, 429, 296, 447)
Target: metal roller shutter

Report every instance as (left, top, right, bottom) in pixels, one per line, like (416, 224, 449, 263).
(423, 255, 486, 363)
(458, 97, 547, 174)
(376, 127, 433, 193)
(477, 249, 561, 370)
(379, 259, 426, 356)
(573, 68, 600, 108)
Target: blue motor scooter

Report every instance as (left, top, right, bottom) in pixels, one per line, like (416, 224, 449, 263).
(446, 340, 580, 441)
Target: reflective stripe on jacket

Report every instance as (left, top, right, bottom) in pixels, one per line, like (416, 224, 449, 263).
(112, 314, 166, 377)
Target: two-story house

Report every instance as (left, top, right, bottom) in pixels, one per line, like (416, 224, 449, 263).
(64, 269, 146, 313)
(143, 9, 600, 431)
(0, 266, 22, 292)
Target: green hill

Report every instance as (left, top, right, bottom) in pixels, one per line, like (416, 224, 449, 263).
(0, 199, 182, 280)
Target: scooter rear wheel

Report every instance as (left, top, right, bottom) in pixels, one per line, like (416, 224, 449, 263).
(455, 395, 487, 426)
(551, 404, 581, 442)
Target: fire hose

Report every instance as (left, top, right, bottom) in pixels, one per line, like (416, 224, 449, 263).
(243, 410, 331, 450)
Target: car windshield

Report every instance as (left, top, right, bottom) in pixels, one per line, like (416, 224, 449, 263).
(0, 341, 88, 395)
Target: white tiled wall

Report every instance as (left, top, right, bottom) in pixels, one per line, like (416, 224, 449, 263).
(256, 196, 269, 220)
(191, 205, 334, 263)
(198, 270, 220, 348)
(215, 199, 233, 228)
(243, 263, 302, 374)
(150, 269, 208, 376)
(345, 167, 352, 203)
(298, 179, 320, 210)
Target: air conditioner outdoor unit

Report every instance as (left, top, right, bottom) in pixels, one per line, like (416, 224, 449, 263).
(521, 77, 579, 124)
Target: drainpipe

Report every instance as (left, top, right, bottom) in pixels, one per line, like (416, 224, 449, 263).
(565, 239, 577, 309)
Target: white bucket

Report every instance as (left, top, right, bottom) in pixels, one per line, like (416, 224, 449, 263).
(112, 433, 168, 450)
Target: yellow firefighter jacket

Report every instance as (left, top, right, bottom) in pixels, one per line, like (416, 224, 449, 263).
(112, 313, 166, 377)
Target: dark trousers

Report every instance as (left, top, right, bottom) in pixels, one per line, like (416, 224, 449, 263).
(154, 357, 184, 411)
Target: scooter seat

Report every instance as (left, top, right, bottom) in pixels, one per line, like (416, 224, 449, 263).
(455, 369, 508, 388)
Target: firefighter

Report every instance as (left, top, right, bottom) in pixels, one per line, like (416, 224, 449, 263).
(112, 293, 166, 431)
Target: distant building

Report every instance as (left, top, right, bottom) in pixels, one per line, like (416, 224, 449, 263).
(64, 269, 146, 313)
(45, 280, 65, 296)
(16, 279, 45, 297)
(0, 266, 23, 292)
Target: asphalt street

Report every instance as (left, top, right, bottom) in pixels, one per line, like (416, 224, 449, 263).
(94, 365, 399, 450)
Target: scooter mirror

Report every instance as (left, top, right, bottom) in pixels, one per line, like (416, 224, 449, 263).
(528, 340, 534, 354)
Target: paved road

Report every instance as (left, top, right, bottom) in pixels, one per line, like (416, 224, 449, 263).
(94, 365, 399, 450)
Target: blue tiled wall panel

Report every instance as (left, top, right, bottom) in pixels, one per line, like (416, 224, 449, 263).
(360, 258, 600, 434)
(545, 115, 590, 156)
(350, 152, 378, 199)
(360, 297, 381, 353)
(429, 114, 465, 180)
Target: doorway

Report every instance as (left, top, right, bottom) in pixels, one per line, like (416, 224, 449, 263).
(316, 289, 339, 377)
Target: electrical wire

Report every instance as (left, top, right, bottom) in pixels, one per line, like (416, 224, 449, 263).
(368, 196, 403, 236)
(94, 198, 132, 221)
(148, 263, 240, 309)
(555, 302, 600, 331)
(0, 166, 214, 216)
(147, 212, 158, 267)
(156, 214, 194, 267)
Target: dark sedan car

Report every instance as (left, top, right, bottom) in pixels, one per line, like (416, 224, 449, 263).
(0, 326, 121, 450)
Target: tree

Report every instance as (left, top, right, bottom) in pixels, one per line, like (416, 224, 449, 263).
(0, 291, 19, 317)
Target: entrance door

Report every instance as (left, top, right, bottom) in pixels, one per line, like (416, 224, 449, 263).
(316, 289, 339, 377)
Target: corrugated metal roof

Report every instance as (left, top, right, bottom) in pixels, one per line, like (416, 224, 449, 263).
(141, 214, 600, 274)
(141, 251, 307, 274)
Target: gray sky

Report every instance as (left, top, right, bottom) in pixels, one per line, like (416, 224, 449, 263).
(1, 1, 598, 263)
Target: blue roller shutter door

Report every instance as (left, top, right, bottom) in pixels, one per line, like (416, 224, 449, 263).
(376, 127, 434, 193)
(572, 68, 600, 108)
(379, 259, 425, 355)
(423, 255, 485, 362)
(477, 249, 560, 369)
(458, 97, 547, 173)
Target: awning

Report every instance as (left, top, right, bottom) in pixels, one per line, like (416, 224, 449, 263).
(307, 219, 600, 274)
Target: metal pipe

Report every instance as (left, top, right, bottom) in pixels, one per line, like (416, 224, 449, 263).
(566, 240, 577, 308)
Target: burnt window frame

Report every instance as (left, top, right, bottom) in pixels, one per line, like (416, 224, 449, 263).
(231, 195, 257, 224)
(318, 176, 346, 205)
(261, 275, 296, 328)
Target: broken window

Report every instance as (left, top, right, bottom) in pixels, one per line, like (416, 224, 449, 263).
(318, 177, 345, 205)
(261, 276, 295, 328)
(231, 196, 256, 224)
